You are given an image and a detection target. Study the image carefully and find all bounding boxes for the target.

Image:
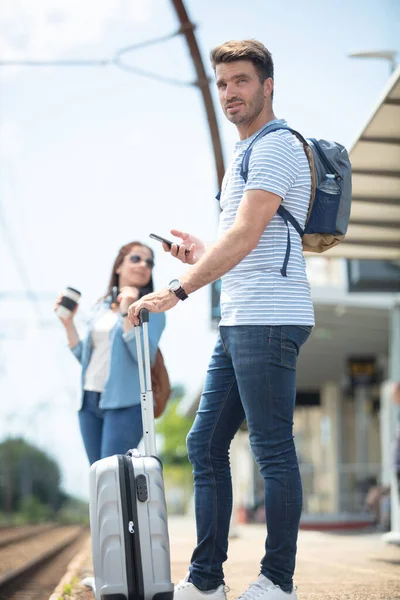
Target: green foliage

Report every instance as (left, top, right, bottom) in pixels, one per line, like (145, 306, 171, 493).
(156, 395, 193, 466)
(156, 391, 195, 514)
(62, 583, 72, 596)
(163, 462, 194, 514)
(0, 437, 87, 524)
(0, 437, 61, 516)
(56, 496, 89, 526)
(19, 496, 51, 523)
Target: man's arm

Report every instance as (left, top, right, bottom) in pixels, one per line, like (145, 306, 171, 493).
(127, 189, 282, 323)
(181, 189, 282, 294)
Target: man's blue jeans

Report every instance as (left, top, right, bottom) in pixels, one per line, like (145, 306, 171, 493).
(186, 325, 312, 593)
(78, 391, 143, 465)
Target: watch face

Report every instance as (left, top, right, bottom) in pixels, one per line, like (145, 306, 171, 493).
(169, 279, 180, 292)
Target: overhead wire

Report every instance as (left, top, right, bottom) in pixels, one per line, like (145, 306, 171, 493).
(0, 27, 193, 321)
(0, 8, 219, 322)
(0, 26, 202, 87)
(0, 197, 43, 319)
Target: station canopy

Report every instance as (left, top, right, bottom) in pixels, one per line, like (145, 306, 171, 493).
(319, 65, 400, 261)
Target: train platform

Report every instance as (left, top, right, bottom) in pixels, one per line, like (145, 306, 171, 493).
(50, 517, 400, 600)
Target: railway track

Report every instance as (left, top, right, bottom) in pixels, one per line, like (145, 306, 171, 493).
(0, 523, 55, 549)
(0, 525, 89, 600)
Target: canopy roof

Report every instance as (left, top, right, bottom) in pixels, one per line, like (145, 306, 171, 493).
(320, 65, 400, 260)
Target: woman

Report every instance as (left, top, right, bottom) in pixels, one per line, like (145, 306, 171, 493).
(55, 241, 166, 465)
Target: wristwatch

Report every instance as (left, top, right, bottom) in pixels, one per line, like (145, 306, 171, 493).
(168, 279, 188, 301)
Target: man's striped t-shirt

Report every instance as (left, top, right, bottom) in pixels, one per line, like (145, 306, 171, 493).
(218, 119, 315, 326)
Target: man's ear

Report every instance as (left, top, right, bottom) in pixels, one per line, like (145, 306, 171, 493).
(264, 77, 274, 99)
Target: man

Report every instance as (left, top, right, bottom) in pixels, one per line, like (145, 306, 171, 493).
(129, 40, 314, 600)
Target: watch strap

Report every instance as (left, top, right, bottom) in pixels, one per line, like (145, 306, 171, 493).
(175, 286, 188, 301)
(169, 280, 188, 301)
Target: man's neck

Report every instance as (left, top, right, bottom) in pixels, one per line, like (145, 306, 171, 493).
(237, 108, 277, 140)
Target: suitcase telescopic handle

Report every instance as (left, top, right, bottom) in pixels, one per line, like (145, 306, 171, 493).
(138, 308, 149, 323)
(134, 309, 157, 456)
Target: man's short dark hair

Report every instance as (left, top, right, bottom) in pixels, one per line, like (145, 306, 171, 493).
(210, 39, 274, 84)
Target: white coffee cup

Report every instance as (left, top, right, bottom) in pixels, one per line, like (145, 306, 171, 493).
(57, 287, 81, 319)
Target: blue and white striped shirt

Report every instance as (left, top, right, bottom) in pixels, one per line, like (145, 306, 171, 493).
(218, 119, 315, 326)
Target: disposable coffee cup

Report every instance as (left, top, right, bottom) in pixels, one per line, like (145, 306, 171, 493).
(57, 287, 81, 319)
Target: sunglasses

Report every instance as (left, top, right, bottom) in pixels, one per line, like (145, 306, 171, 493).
(128, 254, 154, 269)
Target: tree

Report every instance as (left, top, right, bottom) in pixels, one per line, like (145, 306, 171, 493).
(156, 396, 193, 466)
(0, 438, 61, 517)
(156, 392, 195, 514)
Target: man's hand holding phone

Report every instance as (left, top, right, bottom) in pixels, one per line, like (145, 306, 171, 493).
(150, 230, 205, 265)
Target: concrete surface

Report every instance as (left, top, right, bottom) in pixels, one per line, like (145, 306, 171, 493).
(58, 517, 400, 600)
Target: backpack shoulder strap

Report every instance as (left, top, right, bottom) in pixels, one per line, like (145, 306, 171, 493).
(241, 124, 291, 182)
(241, 125, 316, 211)
(277, 205, 304, 236)
(240, 125, 315, 278)
(287, 129, 317, 211)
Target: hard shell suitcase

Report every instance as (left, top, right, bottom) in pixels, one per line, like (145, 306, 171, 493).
(89, 309, 174, 600)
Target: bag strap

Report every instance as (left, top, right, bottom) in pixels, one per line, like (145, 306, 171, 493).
(216, 124, 314, 199)
(241, 124, 290, 182)
(277, 205, 304, 237)
(241, 125, 309, 276)
(241, 124, 312, 182)
(217, 124, 314, 277)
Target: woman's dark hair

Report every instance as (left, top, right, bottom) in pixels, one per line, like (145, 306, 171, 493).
(105, 241, 154, 300)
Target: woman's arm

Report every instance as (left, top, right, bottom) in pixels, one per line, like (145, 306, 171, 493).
(54, 295, 82, 362)
(64, 321, 80, 350)
(118, 286, 139, 336)
(70, 339, 83, 363)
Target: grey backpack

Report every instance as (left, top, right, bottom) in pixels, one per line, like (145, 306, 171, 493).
(241, 123, 352, 276)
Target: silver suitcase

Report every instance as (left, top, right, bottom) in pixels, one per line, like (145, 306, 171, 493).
(89, 308, 174, 600)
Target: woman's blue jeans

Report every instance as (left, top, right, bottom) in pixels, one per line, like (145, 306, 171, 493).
(186, 325, 312, 593)
(78, 391, 143, 465)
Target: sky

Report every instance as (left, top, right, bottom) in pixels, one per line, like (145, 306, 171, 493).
(0, 0, 399, 499)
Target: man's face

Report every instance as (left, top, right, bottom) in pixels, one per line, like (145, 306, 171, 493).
(215, 60, 271, 125)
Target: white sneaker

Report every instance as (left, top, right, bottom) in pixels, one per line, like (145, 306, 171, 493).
(81, 576, 95, 590)
(174, 572, 229, 600)
(237, 575, 297, 600)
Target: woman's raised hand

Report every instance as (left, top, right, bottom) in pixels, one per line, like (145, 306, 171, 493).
(54, 294, 78, 326)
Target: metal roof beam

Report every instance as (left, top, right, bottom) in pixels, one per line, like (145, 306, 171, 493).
(350, 220, 400, 229)
(342, 239, 400, 248)
(360, 136, 400, 145)
(351, 196, 400, 205)
(170, 0, 225, 187)
(352, 169, 400, 178)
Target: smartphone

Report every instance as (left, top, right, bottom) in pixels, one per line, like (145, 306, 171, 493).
(149, 233, 190, 256)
